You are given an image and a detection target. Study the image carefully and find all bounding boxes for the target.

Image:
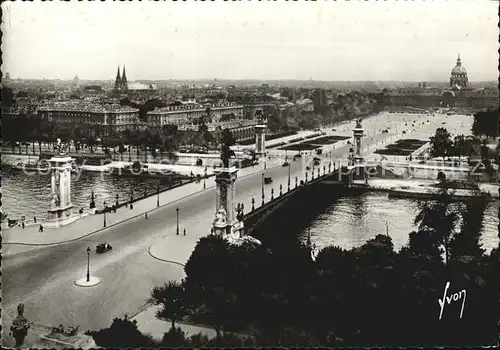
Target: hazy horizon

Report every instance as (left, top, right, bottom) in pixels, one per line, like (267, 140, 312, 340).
(2, 1, 498, 81)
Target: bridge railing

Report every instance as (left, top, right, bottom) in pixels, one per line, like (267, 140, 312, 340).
(242, 162, 342, 236)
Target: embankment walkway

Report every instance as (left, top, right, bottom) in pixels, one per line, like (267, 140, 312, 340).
(2, 161, 271, 253)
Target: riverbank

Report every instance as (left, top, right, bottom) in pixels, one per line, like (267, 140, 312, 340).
(2, 161, 271, 255)
(353, 178, 500, 199)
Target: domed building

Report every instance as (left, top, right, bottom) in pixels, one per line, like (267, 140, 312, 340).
(449, 54, 468, 89)
(73, 74, 79, 88)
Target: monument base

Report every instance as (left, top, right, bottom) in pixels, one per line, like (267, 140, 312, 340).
(75, 276, 102, 287)
(33, 329, 97, 349)
(45, 205, 77, 228)
(213, 221, 244, 240)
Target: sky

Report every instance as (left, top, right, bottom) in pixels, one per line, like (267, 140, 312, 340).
(2, 0, 498, 82)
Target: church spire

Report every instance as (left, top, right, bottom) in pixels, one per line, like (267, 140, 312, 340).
(121, 65, 128, 90)
(457, 53, 461, 65)
(114, 66, 121, 91)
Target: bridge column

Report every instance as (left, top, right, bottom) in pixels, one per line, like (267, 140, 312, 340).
(46, 155, 76, 228)
(212, 167, 242, 238)
(352, 118, 365, 164)
(254, 124, 267, 156)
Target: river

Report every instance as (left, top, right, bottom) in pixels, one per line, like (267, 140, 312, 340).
(1, 169, 174, 220)
(2, 169, 498, 252)
(304, 191, 499, 253)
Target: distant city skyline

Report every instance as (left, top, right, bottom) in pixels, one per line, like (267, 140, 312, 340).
(2, 1, 498, 82)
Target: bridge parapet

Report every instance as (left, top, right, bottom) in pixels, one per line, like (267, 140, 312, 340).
(242, 166, 337, 236)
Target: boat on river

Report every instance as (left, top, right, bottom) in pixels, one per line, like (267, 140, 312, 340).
(11, 162, 50, 172)
(387, 182, 492, 201)
(108, 162, 187, 180)
(11, 162, 79, 173)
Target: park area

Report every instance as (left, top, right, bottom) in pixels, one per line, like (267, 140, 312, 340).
(308, 135, 350, 144)
(278, 135, 350, 151)
(374, 139, 427, 156)
(237, 131, 298, 145)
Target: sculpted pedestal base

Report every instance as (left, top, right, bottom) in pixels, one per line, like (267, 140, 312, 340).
(45, 205, 77, 228)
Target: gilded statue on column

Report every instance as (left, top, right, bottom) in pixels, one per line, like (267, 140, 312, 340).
(55, 138, 69, 156)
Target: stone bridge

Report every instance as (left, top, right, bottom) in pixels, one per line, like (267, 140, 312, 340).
(242, 164, 347, 237)
(240, 159, 486, 238)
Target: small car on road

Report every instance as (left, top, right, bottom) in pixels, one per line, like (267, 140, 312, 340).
(96, 243, 113, 254)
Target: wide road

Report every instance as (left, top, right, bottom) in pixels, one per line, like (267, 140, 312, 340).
(2, 111, 467, 345)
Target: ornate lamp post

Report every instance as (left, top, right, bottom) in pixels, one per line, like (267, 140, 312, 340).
(176, 207, 179, 235)
(103, 201, 107, 227)
(236, 203, 245, 221)
(287, 163, 291, 191)
(90, 190, 96, 209)
(86, 246, 91, 282)
(251, 197, 255, 211)
(261, 173, 265, 206)
(204, 166, 207, 189)
(156, 182, 160, 207)
(271, 188, 274, 200)
(295, 176, 298, 188)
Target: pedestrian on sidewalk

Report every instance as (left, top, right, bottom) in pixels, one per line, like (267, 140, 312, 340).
(39, 225, 44, 232)
(33, 216, 37, 224)
(145, 212, 148, 220)
(183, 228, 186, 236)
(22, 222, 25, 229)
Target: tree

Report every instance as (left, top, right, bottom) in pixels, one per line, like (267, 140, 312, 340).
(479, 139, 494, 175)
(495, 139, 500, 165)
(448, 198, 486, 261)
(184, 235, 233, 339)
(413, 189, 460, 265)
(464, 135, 481, 159)
(2, 87, 15, 107)
(151, 280, 188, 330)
(430, 127, 453, 158)
(85, 134, 97, 153)
(452, 134, 467, 160)
(472, 108, 500, 138)
(86, 316, 158, 348)
(161, 326, 189, 347)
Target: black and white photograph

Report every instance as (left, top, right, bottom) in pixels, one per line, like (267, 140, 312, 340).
(1, 0, 499, 348)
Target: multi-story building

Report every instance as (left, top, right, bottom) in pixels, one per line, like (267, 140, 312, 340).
(210, 120, 260, 141)
(295, 98, 314, 112)
(147, 102, 244, 128)
(311, 89, 327, 111)
(37, 101, 139, 134)
(383, 54, 498, 110)
(243, 102, 276, 119)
